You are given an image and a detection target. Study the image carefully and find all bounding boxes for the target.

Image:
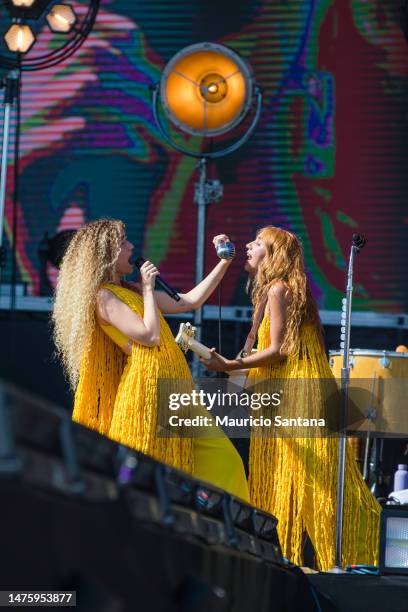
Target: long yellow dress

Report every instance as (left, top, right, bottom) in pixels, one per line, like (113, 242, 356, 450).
(72, 283, 249, 502)
(248, 315, 380, 570)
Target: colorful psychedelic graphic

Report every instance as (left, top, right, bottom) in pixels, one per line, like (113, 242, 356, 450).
(0, 0, 407, 311)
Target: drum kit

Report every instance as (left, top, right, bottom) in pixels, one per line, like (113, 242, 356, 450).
(329, 347, 408, 489)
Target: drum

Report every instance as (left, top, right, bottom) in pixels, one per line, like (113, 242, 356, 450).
(329, 349, 408, 380)
(329, 350, 408, 465)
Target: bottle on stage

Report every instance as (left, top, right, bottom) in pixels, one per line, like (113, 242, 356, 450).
(393, 464, 408, 492)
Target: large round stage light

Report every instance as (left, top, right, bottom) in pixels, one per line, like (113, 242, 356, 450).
(160, 42, 254, 137)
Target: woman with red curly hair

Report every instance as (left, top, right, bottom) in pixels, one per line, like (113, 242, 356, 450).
(202, 226, 380, 571)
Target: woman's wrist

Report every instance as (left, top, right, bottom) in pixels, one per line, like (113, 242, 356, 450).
(225, 359, 240, 371)
(142, 284, 155, 294)
(218, 258, 233, 268)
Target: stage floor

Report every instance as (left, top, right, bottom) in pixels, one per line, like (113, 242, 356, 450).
(308, 572, 408, 612)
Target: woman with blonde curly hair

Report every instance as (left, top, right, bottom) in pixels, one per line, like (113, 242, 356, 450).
(202, 226, 380, 570)
(52, 218, 249, 501)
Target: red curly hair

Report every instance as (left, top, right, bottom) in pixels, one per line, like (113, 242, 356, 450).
(251, 226, 322, 354)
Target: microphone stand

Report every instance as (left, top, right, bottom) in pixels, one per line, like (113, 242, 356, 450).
(331, 233, 366, 572)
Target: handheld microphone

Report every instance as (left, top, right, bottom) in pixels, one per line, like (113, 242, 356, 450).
(216, 240, 235, 260)
(134, 257, 181, 302)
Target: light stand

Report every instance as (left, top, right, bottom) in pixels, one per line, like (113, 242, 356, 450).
(192, 158, 223, 376)
(0, 1, 100, 488)
(0, 382, 23, 475)
(332, 233, 366, 571)
(362, 373, 377, 482)
(152, 43, 262, 378)
(0, 70, 19, 279)
(0, 0, 100, 298)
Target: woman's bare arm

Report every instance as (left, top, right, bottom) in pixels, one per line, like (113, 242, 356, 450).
(201, 282, 290, 371)
(97, 289, 160, 347)
(153, 258, 232, 314)
(124, 234, 233, 314)
(97, 261, 161, 347)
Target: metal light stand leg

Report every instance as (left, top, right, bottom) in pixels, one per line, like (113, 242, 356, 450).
(0, 73, 20, 474)
(332, 244, 358, 571)
(191, 158, 223, 380)
(151, 82, 261, 380)
(0, 71, 19, 281)
(362, 374, 377, 482)
(192, 158, 207, 381)
(0, 384, 23, 475)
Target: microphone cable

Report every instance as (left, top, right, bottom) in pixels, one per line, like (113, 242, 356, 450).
(217, 281, 222, 378)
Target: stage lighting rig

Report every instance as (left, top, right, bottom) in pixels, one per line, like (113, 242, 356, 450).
(5, 0, 52, 20)
(3, 2, 79, 54)
(1, 1, 98, 67)
(0, 0, 99, 301)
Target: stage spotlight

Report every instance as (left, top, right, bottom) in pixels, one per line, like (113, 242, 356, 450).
(11, 0, 36, 6)
(4, 23, 35, 53)
(46, 3, 76, 33)
(160, 42, 254, 137)
(153, 43, 261, 376)
(4, 0, 53, 20)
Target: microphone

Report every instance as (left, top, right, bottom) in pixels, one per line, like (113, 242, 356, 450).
(352, 234, 366, 250)
(216, 240, 235, 260)
(134, 257, 181, 302)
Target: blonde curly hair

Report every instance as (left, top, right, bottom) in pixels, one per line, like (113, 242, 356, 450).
(251, 226, 322, 355)
(52, 218, 125, 389)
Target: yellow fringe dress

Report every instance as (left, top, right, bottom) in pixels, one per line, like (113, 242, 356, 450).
(72, 283, 249, 501)
(248, 316, 381, 570)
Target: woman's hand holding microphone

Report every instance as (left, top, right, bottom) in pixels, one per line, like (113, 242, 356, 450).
(212, 234, 235, 261)
(139, 260, 160, 292)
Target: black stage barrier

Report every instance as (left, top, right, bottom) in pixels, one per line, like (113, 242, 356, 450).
(308, 573, 408, 612)
(0, 481, 317, 612)
(0, 379, 317, 612)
